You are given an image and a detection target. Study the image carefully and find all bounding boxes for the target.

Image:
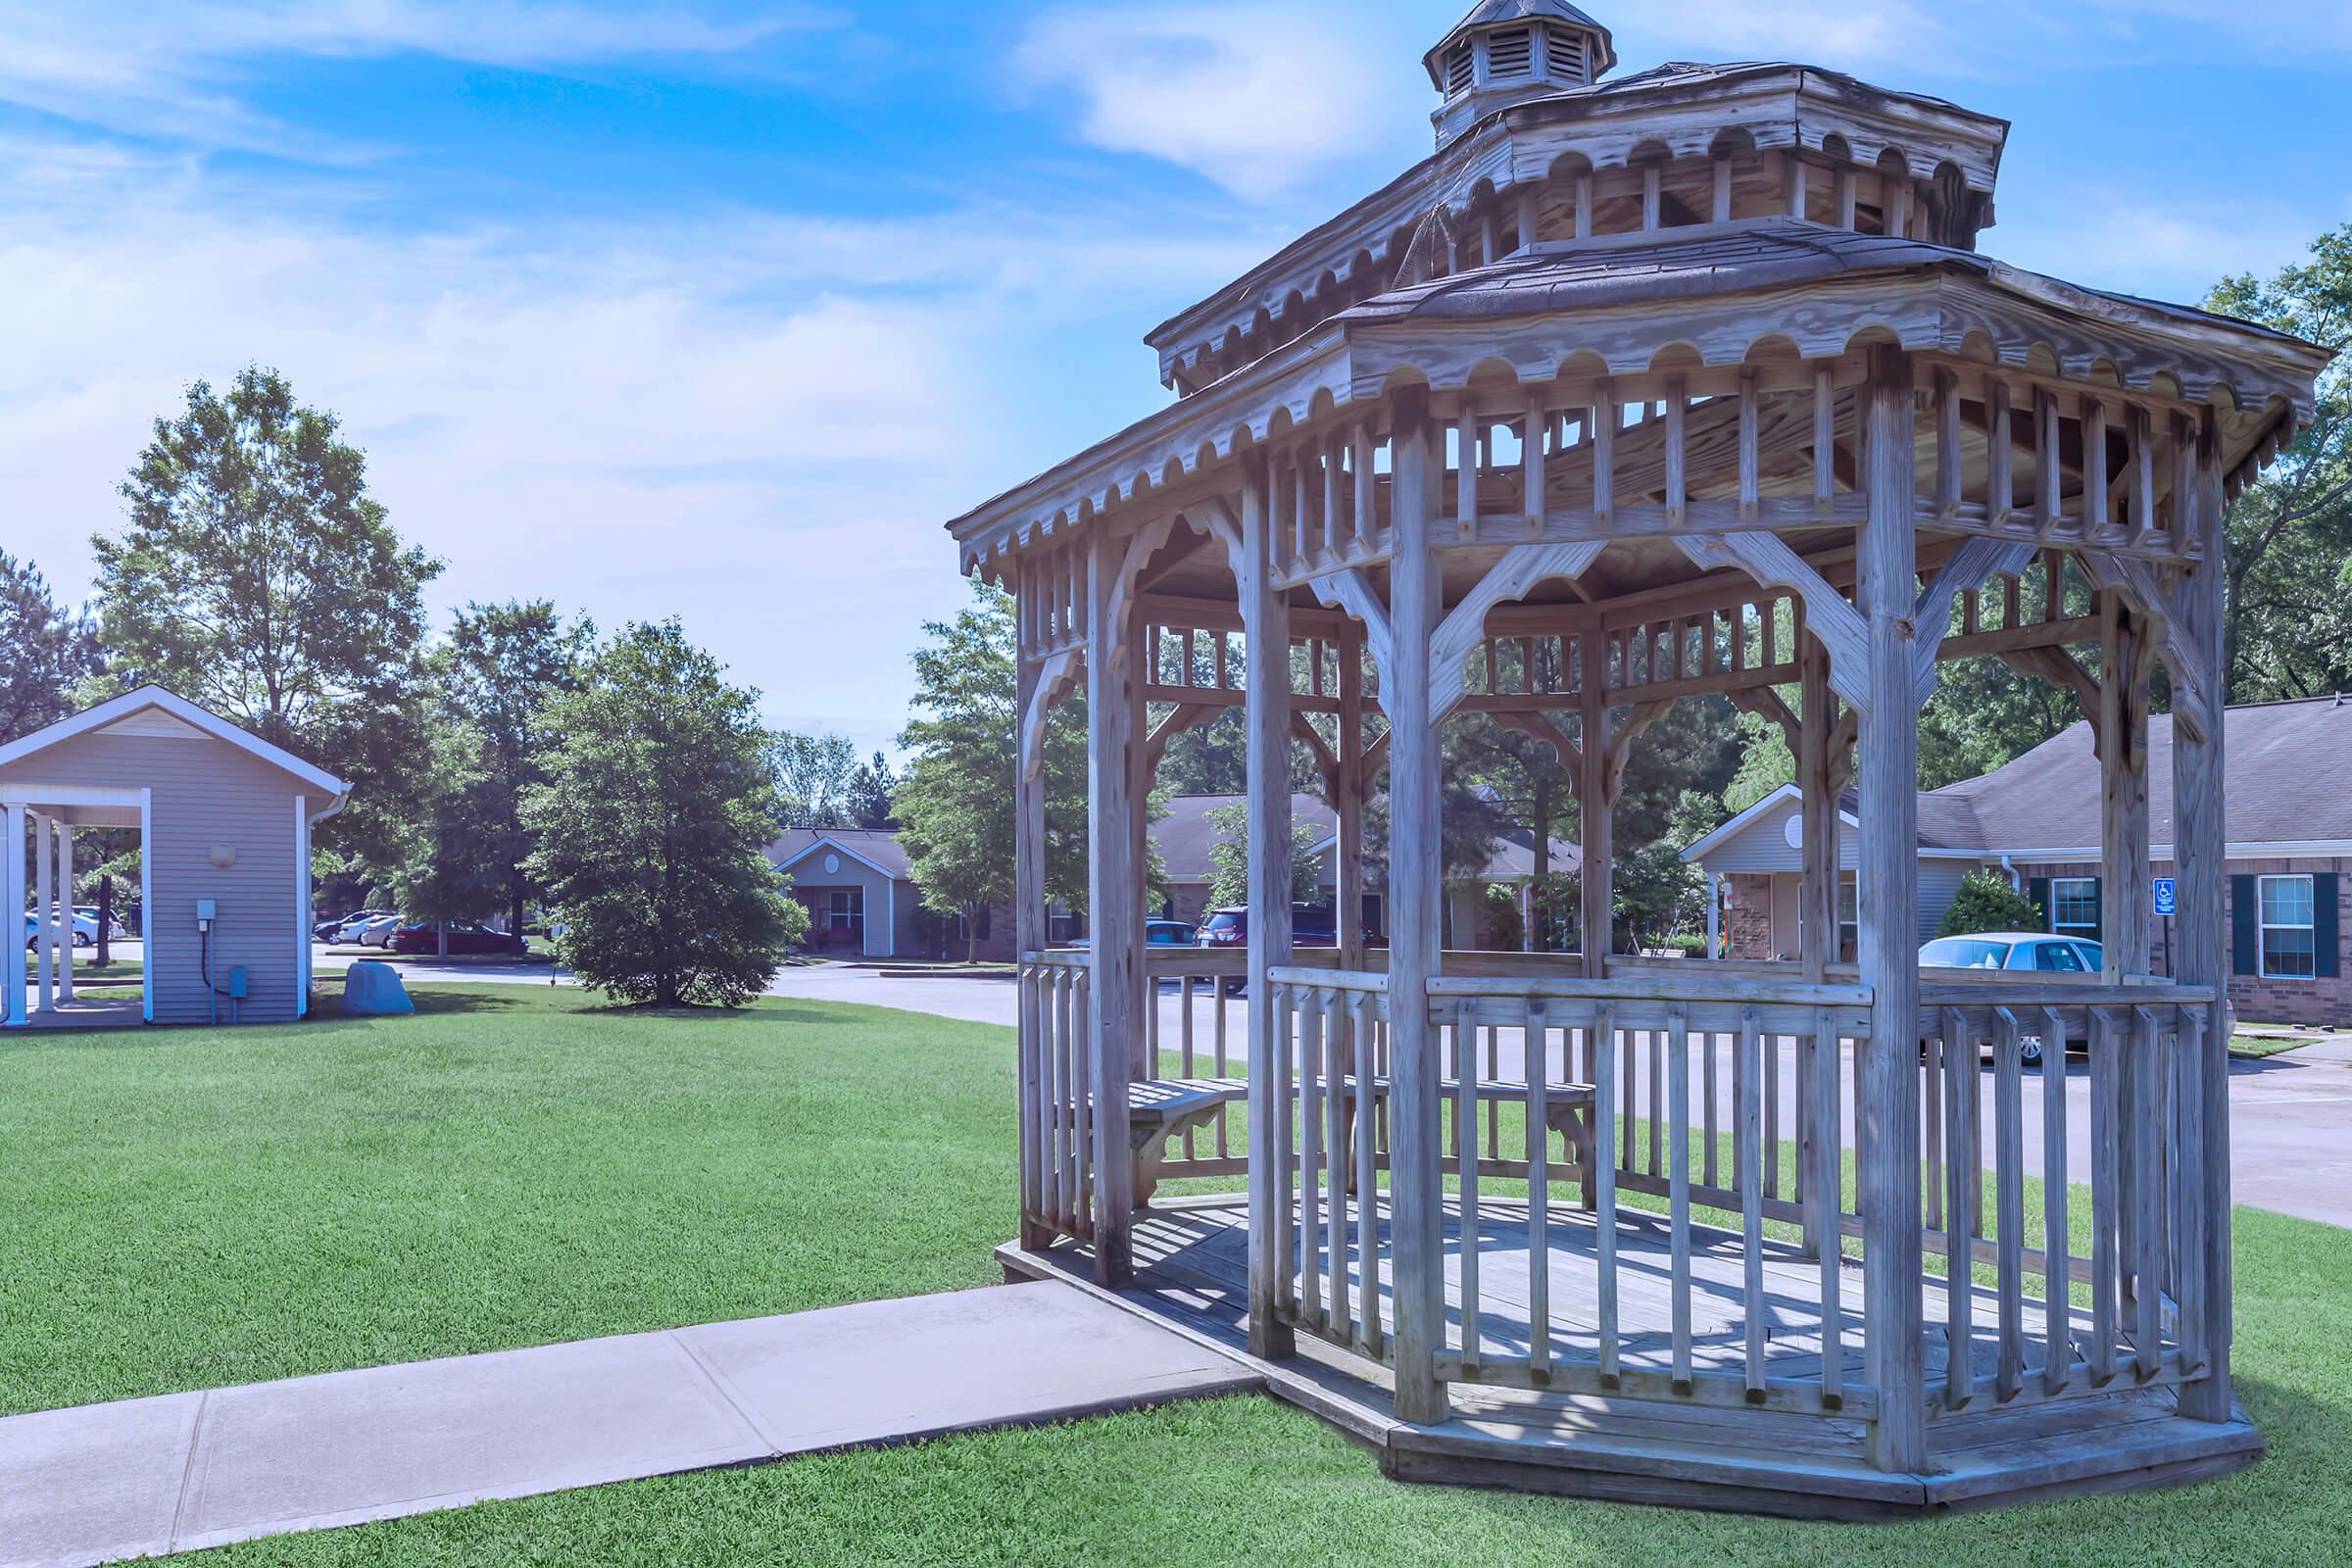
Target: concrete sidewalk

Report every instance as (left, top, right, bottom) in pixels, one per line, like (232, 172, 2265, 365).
(1, 1283, 1257, 1568)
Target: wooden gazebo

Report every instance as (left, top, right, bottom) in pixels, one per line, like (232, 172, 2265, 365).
(949, 2, 2329, 1515)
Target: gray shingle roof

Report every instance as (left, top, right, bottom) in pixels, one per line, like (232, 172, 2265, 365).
(1927, 696, 2352, 853)
(767, 827, 912, 881)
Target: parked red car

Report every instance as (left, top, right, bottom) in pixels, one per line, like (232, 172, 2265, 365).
(387, 920, 526, 956)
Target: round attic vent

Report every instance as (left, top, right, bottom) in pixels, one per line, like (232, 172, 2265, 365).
(1784, 815, 1803, 850)
(824, 853, 841, 875)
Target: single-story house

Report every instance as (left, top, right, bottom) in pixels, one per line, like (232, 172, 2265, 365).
(766, 794, 1581, 960)
(1685, 695, 2352, 1026)
(3, 686, 350, 1028)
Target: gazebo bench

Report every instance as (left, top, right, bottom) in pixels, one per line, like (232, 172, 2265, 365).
(1125, 1076, 1597, 1209)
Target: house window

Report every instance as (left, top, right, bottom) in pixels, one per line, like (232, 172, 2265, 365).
(825, 889, 862, 933)
(2259, 874, 2317, 980)
(1838, 876, 1859, 959)
(2049, 878, 2099, 942)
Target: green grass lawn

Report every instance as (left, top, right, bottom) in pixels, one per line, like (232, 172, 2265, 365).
(4, 986, 2349, 1565)
(0, 986, 1013, 1413)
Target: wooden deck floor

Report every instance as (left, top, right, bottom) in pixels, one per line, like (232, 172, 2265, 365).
(1001, 1195, 2263, 1517)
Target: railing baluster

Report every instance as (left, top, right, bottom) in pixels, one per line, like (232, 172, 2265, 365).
(1017, 967, 1039, 1229)
(1668, 1004, 1693, 1395)
(1485, 1023, 1501, 1160)
(1214, 971, 1231, 1157)
(1993, 1006, 2026, 1402)
(1811, 1008, 1843, 1409)
(1526, 1000, 1552, 1381)
(1179, 975, 1197, 1160)
(1300, 986, 1325, 1333)
(1943, 1007, 1974, 1408)
(1354, 991, 1382, 1359)
(1329, 992, 1351, 1348)
(2174, 1003, 2211, 1382)
(1924, 1027, 1945, 1233)
(2090, 1007, 2121, 1385)
(1740, 1006, 1767, 1400)
(1704, 1017, 1722, 1190)
(1593, 1003, 1621, 1388)
(2040, 1004, 2073, 1394)
(1764, 1027, 1782, 1201)
(1649, 1026, 1666, 1180)
(1457, 1001, 1482, 1375)
(1273, 984, 1298, 1319)
(1074, 969, 1093, 1238)
(2131, 1005, 2163, 1381)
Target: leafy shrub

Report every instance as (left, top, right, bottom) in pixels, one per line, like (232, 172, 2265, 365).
(1936, 871, 2043, 938)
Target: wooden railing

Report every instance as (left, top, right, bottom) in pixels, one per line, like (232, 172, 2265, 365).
(1257, 960, 2225, 1436)
(1914, 980, 2222, 1416)
(1017, 951, 1094, 1246)
(1429, 974, 1874, 1415)
(1016, 947, 1250, 1245)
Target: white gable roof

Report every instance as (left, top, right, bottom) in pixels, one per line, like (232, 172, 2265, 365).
(0, 686, 351, 796)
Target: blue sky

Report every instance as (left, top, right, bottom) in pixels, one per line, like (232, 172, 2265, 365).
(3, 2, 2347, 758)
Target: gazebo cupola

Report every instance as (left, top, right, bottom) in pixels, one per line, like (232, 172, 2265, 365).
(1427, 0, 1615, 148)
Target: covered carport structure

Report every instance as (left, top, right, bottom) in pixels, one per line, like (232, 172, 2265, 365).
(3, 686, 350, 1030)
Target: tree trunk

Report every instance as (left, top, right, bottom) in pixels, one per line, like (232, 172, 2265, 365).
(965, 906, 979, 965)
(513, 887, 527, 957)
(96, 875, 113, 968)
(437, 919, 450, 958)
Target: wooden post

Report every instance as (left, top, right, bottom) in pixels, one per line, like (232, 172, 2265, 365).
(2173, 415, 2233, 1422)
(2099, 591, 2153, 977)
(1241, 454, 1298, 1360)
(1578, 628, 1611, 978)
(1015, 565, 1054, 1250)
(1386, 387, 1447, 1424)
(1857, 344, 1925, 1474)
(1799, 640, 1838, 978)
(3, 803, 24, 1026)
(1086, 529, 1140, 1285)
(1338, 630, 1367, 971)
(1797, 633, 1838, 1259)
(34, 809, 54, 1011)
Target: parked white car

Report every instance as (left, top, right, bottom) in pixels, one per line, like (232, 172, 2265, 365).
(74, 906, 130, 940)
(1920, 932, 2104, 1066)
(329, 910, 397, 944)
(357, 914, 405, 948)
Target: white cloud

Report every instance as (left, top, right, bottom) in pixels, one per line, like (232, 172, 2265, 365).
(1014, 4, 1415, 202)
(0, 2, 822, 155)
(0, 147, 1260, 755)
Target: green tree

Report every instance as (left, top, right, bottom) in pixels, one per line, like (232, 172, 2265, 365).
(0, 551, 99, 743)
(2208, 226, 2352, 703)
(1936, 871, 2044, 938)
(897, 584, 1085, 958)
(771, 731, 858, 828)
(386, 719, 507, 956)
(93, 366, 441, 869)
(440, 600, 592, 940)
(522, 621, 799, 1006)
(845, 752, 900, 829)
(1203, 800, 1324, 908)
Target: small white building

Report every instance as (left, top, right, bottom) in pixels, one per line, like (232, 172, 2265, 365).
(2, 687, 350, 1029)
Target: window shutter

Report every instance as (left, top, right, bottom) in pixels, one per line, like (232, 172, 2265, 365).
(2316, 872, 2340, 979)
(2029, 877, 2050, 931)
(2231, 874, 2256, 976)
(2087, 878, 2103, 940)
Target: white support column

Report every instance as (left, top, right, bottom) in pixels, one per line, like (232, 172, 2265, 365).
(1242, 454, 1298, 1360)
(1085, 528, 1140, 1286)
(53, 818, 73, 1004)
(2174, 414, 2233, 1422)
(1386, 387, 1448, 1425)
(1705, 872, 1721, 958)
(1858, 343, 1925, 1474)
(34, 809, 55, 1011)
(4, 803, 25, 1026)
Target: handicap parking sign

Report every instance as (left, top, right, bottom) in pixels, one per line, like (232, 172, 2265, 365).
(2153, 878, 2177, 916)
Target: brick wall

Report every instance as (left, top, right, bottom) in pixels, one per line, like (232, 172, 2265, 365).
(1726, 874, 1776, 960)
(2011, 855, 2352, 1029)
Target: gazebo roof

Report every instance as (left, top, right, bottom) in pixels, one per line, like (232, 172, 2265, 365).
(952, 220, 2328, 575)
(1423, 1, 1617, 85)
